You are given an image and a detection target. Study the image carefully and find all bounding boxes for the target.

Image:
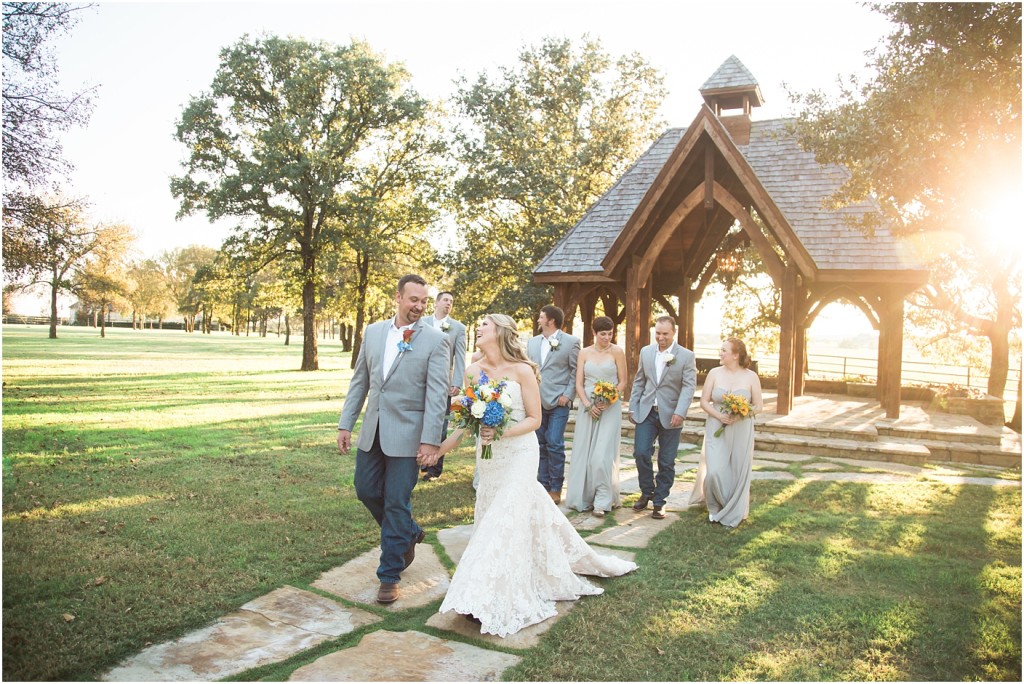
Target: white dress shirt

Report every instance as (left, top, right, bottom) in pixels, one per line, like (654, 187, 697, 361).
(382, 319, 414, 380)
(540, 331, 557, 366)
(655, 345, 673, 384)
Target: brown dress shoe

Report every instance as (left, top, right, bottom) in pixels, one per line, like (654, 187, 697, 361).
(632, 495, 650, 512)
(652, 506, 666, 520)
(377, 582, 399, 604)
(403, 529, 426, 570)
(548, 491, 561, 504)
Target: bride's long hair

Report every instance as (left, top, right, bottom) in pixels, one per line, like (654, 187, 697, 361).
(485, 314, 541, 382)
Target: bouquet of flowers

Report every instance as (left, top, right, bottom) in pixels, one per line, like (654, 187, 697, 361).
(450, 372, 514, 459)
(591, 380, 618, 418)
(714, 392, 754, 437)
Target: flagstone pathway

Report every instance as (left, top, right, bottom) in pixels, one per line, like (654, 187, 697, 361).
(101, 453, 1020, 682)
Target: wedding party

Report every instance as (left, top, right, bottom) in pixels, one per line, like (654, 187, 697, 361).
(3, 2, 1019, 681)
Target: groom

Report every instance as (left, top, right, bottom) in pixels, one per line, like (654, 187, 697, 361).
(527, 304, 580, 504)
(337, 274, 451, 604)
(629, 315, 697, 519)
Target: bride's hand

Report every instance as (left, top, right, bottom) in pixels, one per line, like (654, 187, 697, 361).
(479, 426, 497, 444)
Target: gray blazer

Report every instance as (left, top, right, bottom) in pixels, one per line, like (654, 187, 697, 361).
(423, 315, 467, 388)
(629, 342, 697, 429)
(527, 330, 581, 410)
(338, 317, 451, 456)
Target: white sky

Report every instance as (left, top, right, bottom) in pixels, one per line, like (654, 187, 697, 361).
(54, 0, 890, 256)
(29, 0, 893, 334)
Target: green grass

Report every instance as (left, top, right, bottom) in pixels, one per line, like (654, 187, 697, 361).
(3, 325, 1021, 681)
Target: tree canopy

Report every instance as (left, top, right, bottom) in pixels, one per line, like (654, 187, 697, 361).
(171, 35, 432, 369)
(447, 35, 666, 324)
(790, 2, 1022, 398)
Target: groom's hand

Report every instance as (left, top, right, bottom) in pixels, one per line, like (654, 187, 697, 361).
(417, 444, 440, 467)
(337, 430, 352, 454)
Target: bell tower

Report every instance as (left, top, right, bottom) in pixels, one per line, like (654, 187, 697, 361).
(699, 55, 763, 145)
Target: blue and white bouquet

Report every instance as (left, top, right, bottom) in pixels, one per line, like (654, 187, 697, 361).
(450, 372, 514, 459)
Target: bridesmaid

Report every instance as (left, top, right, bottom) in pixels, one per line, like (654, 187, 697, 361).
(564, 316, 629, 517)
(689, 337, 763, 527)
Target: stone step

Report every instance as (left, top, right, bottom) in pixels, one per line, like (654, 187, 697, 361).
(749, 431, 933, 466)
(877, 423, 1002, 447)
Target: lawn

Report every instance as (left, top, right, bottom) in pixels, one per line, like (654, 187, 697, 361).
(2, 325, 1020, 681)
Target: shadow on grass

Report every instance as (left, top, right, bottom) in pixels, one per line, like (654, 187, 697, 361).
(507, 480, 1021, 682)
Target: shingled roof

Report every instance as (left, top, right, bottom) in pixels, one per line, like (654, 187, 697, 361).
(700, 54, 759, 92)
(535, 118, 924, 276)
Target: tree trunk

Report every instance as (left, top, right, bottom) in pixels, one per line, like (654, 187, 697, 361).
(986, 274, 1014, 398)
(351, 251, 370, 370)
(100, 302, 107, 338)
(284, 313, 291, 346)
(48, 277, 59, 339)
(300, 243, 319, 371)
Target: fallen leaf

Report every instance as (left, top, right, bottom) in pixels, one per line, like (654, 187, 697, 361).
(63, 613, 75, 622)
(656, 647, 666, 656)
(93, 577, 108, 586)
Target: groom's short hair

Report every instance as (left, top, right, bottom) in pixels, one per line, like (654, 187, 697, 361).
(540, 305, 564, 328)
(397, 274, 427, 294)
(654, 315, 677, 329)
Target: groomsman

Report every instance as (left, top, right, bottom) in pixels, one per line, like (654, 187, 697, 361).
(527, 305, 581, 503)
(629, 315, 697, 519)
(421, 291, 467, 482)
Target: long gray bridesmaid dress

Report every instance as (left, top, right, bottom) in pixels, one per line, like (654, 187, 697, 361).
(689, 386, 755, 527)
(565, 359, 622, 513)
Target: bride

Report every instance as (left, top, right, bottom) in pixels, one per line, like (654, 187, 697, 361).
(436, 314, 637, 637)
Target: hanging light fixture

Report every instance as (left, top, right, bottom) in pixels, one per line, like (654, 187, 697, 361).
(717, 249, 741, 273)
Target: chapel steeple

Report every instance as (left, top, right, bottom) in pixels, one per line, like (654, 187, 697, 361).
(699, 55, 763, 144)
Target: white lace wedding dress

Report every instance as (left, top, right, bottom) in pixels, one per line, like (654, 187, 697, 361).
(439, 380, 638, 637)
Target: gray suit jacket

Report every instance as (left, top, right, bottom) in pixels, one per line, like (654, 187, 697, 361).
(629, 342, 697, 429)
(527, 330, 581, 410)
(423, 315, 467, 388)
(338, 317, 451, 456)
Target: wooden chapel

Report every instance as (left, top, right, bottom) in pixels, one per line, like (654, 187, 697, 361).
(533, 56, 929, 418)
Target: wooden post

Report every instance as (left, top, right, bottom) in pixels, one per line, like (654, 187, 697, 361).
(678, 278, 694, 348)
(794, 324, 806, 397)
(581, 289, 597, 347)
(777, 268, 796, 415)
(625, 259, 643, 400)
(882, 296, 905, 418)
(639, 281, 652, 349)
(876, 309, 888, 407)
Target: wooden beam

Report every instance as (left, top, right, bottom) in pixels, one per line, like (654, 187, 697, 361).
(637, 183, 705, 285)
(704, 144, 715, 210)
(602, 126, 705, 276)
(713, 182, 786, 286)
(679, 277, 694, 349)
(653, 293, 677, 320)
(777, 268, 797, 415)
(683, 206, 732, 279)
(699, 114, 819, 278)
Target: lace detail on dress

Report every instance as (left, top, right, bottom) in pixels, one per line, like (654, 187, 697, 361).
(439, 380, 637, 637)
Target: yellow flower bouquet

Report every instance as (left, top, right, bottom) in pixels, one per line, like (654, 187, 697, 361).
(714, 392, 754, 437)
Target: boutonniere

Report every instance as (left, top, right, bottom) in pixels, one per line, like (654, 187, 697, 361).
(398, 328, 414, 353)
(658, 350, 675, 366)
(440, 321, 450, 332)
(548, 337, 560, 350)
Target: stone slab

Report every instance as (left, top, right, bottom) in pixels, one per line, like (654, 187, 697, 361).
(437, 524, 474, 565)
(751, 471, 797, 481)
(104, 586, 380, 681)
(586, 508, 679, 548)
(564, 510, 608, 530)
(289, 630, 520, 681)
(753, 459, 793, 469)
(798, 462, 841, 471)
(426, 599, 576, 650)
(751, 450, 812, 463)
(312, 544, 449, 611)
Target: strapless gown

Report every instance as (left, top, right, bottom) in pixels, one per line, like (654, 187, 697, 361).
(439, 380, 637, 637)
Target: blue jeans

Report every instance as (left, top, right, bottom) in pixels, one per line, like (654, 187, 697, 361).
(354, 429, 422, 584)
(633, 410, 681, 508)
(536, 404, 570, 493)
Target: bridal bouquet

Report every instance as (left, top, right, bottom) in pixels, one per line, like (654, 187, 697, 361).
(591, 380, 618, 418)
(450, 372, 513, 459)
(713, 392, 754, 437)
